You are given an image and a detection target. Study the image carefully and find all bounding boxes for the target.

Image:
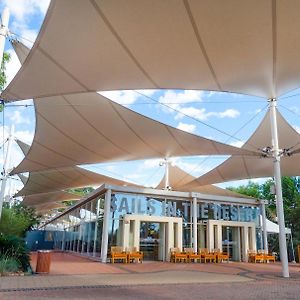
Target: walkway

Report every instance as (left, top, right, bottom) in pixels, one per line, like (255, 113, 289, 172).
(0, 252, 300, 299)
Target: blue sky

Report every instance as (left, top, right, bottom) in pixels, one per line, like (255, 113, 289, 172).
(1, 0, 300, 198)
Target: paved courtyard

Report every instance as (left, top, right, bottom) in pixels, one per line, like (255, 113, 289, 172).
(0, 252, 300, 299)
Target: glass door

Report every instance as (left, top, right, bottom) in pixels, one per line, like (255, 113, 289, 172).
(140, 222, 160, 260)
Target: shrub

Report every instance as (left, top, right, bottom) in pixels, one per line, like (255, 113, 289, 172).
(0, 235, 30, 271)
(0, 255, 20, 275)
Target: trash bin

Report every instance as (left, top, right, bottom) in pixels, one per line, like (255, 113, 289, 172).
(36, 250, 52, 273)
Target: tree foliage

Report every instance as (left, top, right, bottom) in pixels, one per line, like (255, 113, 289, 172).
(0, 203, 40, 238)
(0, 52, 10, 91)
(228, 177, 300, 247)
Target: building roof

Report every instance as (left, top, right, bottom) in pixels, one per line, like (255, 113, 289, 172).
(3, 1, 300, 100)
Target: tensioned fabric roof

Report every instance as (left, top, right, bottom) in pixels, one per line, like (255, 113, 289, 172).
(156, 164, 253, 199)
(10, 92, 257, 175)
(3, 0, 300, 100)
(15, 165, 138, 197)
(22, 190, 80, 207)
(183, 110, 300, 188)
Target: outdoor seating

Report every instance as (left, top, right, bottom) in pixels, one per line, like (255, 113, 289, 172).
(170, 247, 188, 263)
(110, 246, 127, 263)
(212, 248, 229, 263)
(199, 248, 216, 263)
(248, 250, 265, 263)
(258, 250, 276, 263)
(184, 248, 201, 263)
(264, 252, 276, 263)
(126, 247, 143, 263)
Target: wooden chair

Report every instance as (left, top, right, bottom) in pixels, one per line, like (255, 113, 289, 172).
(264, 252, 276, 263)
(111, 246, 127, 263)
(126, 247, 143, 263)
(170, 247, 188, 263)
(213, 248, 229, 263)
(248, 250, 264, 263)
(199, 248, 216, 263)
(184, 248, 201, 263)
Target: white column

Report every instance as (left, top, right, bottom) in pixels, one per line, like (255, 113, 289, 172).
(0, 7, 9, 67)
(192, 197, 198, 252)
(242, 226, 249, 262)
(93, 199, 100, 257)
(101, 189, 111, 263)
(176, 220, 183, 251)
(166, 221, 174, 261)
(250, 226, 257, 252)
(121, 218, 130, 250)
(0, 125, 14, 219)
(216, 225, 222, 251)
(207, 221, 214, 251)
(269, 99, 289, 278)
(133, 219, 140, 250)
(261, 202, 268, 253)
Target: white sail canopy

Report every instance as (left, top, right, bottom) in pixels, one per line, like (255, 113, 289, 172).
(4, 0, 300, 100)
(184, 110, 300, 187)
(22, 191, 80, 206)
(157, 164, 253, 199)
(15, 166, 137, 197)
(10, 92, 256, 175)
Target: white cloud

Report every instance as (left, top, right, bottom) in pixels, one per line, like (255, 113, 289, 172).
(3, 0, 49, 48)
(3, 0, 49, 23)
(5, 49, 21, 87)
(176, 122, 196, 133)
(175, 106, 240, 121)
(218, 109, 240, 118)
(14, 129, 34, 144)
(7, 110, 30, 125)
(158, 90, 240, 121)
(99, 89, 157, 105)
(159, 90, 203, 110)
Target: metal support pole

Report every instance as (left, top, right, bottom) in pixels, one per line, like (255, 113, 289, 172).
(165, 158, 169, 190)
(290, 231, 296, 263)
(192, 197, 198, 253)
(101, 189, 111, 263)
(93, 198, 100, 257)
(261, 202, 268, 253)
(269, 99, 289, 278)
(0, 125, 14, 219)
(0, 7, 9, 67)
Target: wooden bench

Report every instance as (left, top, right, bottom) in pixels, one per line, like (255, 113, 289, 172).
(126, 247, 143, 263)
(184, 248, 201, 263)
(212, 248, 229, 263)
(111, 246, 127, 263)
(248, 250, 264, 263)
(170, 247, 188, 263)
(199, 248, 216, 263)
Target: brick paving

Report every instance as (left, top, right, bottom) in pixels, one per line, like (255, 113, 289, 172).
(0, 252, 300, 299)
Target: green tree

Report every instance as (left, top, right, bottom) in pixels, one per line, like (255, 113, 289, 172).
(0, 52, 10, 112)
(227, 181, 261, 198)
(0, 203, 40, 237)
(0, 52, 10, 89)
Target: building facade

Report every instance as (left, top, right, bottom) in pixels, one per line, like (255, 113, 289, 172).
(44, 184, 268, 262)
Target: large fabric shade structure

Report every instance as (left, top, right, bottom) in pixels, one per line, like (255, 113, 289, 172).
(156, 164, 253, 199)
(183, 109, 300, 188)
(15, 166, 138, 197)
(4, 0, 300, 101)
(22, 190, 80, 207)
(10, 92, 257, 175)
(33, 202, 67, 214)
